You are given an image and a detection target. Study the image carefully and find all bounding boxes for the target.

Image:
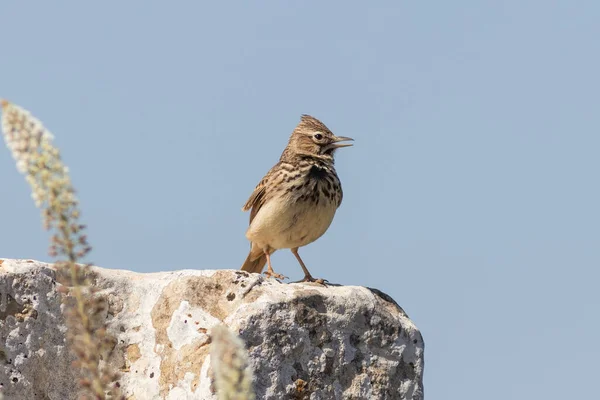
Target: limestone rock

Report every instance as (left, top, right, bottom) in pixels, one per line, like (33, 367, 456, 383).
(0, 259, 424, 399)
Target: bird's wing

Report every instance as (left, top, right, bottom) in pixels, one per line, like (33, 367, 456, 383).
(242, 163, 280, 224)
(242, 182, 267, 224)
(242, 161, 287, 224)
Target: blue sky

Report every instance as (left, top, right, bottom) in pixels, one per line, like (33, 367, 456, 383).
(1, 2, 598, 399)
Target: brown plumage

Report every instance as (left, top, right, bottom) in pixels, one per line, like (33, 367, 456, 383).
(240, 115, 353, 282)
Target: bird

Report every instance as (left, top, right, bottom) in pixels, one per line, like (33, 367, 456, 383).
(240, 114, 353, 283)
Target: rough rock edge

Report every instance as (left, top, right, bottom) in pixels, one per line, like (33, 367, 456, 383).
(0, 259, 424, 400)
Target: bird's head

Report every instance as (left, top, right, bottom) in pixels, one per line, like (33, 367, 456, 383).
(283, 115, 353, 160)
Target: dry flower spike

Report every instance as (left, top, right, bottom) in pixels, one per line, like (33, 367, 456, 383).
(1, 100, 122, 399)
(210, 325, 255, 400)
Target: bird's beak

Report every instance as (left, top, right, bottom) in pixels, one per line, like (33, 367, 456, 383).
(330, 136, 354, 148)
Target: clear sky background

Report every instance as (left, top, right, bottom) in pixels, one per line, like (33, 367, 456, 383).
(1, 2, 598, 399)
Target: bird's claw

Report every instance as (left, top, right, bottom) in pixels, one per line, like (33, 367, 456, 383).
(263, 270, 287, 281)
(302, 276, 329, 286)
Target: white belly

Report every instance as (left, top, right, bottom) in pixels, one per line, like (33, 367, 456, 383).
(246, 194, 338, 251)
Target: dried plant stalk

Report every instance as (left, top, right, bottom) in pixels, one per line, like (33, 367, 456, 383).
(210, 325, 255, 400)
(1, 100, 122, 399)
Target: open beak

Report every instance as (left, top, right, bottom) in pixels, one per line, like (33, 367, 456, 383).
(330, 136, 354, 149)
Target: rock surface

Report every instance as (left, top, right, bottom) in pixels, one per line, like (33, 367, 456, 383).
(0, 259, 424, 400)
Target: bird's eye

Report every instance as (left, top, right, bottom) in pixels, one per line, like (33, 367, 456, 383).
(314, 133, 323, 140)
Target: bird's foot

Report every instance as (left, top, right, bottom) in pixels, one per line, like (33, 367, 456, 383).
(301, 275, 328, 286)
(264, 269, 287, 281)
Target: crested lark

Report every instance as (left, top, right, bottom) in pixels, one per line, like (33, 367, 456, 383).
(240, 115, 353, 282)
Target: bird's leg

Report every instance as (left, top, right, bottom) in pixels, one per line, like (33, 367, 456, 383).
(263, 250, 287, 280)
(291, 248, 327, 285)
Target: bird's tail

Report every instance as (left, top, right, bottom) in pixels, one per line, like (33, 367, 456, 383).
(240, 250, 267, 274)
